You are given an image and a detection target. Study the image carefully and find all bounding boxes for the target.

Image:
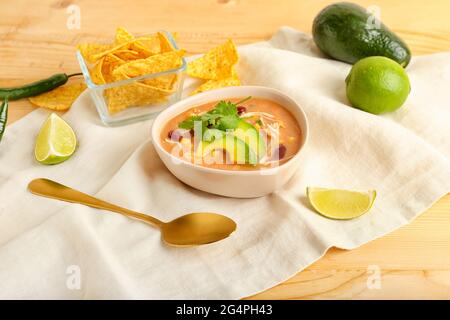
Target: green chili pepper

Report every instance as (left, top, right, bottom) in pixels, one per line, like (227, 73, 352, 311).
(0, 98, 8, 142)
(0, 73, 82, 101)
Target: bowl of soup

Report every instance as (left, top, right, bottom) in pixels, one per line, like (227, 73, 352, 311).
(151, 86, 309, 198)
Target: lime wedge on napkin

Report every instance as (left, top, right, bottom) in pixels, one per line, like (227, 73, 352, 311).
(35, 113, 77, 165)
(306, 187, 376, 220)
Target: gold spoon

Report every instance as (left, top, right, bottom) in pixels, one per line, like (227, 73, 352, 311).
(28, 178, 236, 247)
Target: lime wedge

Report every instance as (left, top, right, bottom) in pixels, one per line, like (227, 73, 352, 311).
(306, 187, 376, 220)
(35, 113, 77, 165)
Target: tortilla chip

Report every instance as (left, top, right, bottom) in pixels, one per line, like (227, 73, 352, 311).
(112, 49, 142, 61)
(112, 50, 185, 80)
(142, 74, 179, 90)
(187, 39, 238, 80)
(77, 43, 112, 64)
(113, 67, 178, 91)
(106, 53, 126, 63)
(90, 40, 136, 62)
(114, 27, 134, 45)
(190, 70, 241, 95)
(105, 82, 173, 113)
(133, 35, 161, 54)
(112, 50, 184, 90)
(129, 41, 154, 57)
(29, 83, 87, 111)
(101, 54, 125, 83)
(158, 32, 175, 53)
(90, 58, 106, 85)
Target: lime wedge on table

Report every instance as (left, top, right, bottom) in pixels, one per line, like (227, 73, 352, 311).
(307, 187, 376, 220)
(35, 113, 77, 165)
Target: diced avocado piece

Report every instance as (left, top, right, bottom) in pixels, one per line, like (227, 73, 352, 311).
(233, 119, 266, 161)
(196, 135, 257, 165)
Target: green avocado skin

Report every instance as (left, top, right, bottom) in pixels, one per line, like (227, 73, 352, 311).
(312, 2, 411, 67)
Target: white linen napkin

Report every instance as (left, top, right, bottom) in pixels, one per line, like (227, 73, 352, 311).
(0, 27, 449, 299)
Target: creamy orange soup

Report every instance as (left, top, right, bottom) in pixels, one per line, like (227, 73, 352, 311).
(160, 97, 302, 170)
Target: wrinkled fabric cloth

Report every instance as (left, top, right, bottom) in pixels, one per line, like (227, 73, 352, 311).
(0, 27, 449, 299)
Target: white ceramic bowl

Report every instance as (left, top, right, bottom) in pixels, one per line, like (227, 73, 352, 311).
(151, 86, 309, 198)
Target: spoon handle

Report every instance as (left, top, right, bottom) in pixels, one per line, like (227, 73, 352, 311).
(28, 178, 164, 228)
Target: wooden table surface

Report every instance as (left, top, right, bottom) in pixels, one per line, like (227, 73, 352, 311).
(1, 0, 450, 299)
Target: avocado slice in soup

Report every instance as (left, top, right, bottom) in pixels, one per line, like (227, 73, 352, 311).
(196, 119, 266, 165)
(196, 134, 257, 165)
(233, 119, 266, 161)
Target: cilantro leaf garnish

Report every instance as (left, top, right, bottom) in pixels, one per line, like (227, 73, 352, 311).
(178, 115, 202, 129)
(210, 101, 238, 116)
(200, 113, 222, 127)
(217, 115, 239, 130)
(177, 96, 252, 135)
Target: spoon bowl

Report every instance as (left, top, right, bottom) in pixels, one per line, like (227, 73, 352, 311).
(28, 178, 236, 247)
(162, 212, 236, 246)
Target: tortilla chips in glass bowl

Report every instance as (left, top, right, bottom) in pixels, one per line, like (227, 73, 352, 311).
(77, 28, 186, 126)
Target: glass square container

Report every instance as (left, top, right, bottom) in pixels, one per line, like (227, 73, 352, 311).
(76, 31, 186, 126)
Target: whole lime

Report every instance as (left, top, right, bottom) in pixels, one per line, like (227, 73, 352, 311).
(345, 56, 411, 114)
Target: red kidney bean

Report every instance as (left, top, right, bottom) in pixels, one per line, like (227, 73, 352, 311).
(237, 106, 246, 115)
(273, 144, 287, 160)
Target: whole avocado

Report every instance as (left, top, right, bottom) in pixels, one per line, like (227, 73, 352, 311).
(312, 2, 411, 67)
